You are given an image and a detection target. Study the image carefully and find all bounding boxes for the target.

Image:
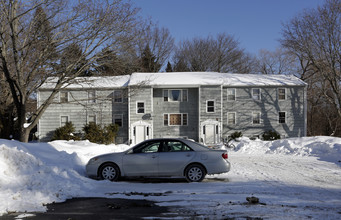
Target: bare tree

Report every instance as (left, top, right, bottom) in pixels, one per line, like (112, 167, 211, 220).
(136, 22, 174, 71)
(256, 48, 300, 76)
(0, 0, 141, 142)
(172, 33, 254, 73)
(280, 0, 341, 120)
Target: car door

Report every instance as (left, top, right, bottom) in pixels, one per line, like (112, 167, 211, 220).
(122, 141, 160, 176)
(157, 140, 196, 176)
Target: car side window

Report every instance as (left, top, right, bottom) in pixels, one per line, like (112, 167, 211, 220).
(164, 141, 192, 152)
(133, 142, 160, 153)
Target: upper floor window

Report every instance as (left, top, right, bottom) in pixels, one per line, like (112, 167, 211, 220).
(137, 102, 145, 114)
(227, 112, 236, 125)
(227, 88, 236, 101)
(164, 89, 188, 102)
(278, 88, 286, 100)
(88, 91, 96, 103)
(252, 88, 261, 100)
(279, 112, 286, 124)
(60, 91, 68, 103)
(252, 112, 261, 124)
(113, 90, 122, 103)
(207, 100, 215, 113)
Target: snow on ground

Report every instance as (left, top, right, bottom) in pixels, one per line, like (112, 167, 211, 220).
(0, 137, 340, 219)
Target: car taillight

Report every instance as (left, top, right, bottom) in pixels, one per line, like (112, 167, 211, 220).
(222, 152, 228, 159)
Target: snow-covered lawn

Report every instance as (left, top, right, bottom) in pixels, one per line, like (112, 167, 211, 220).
(0, 137, 340, 219)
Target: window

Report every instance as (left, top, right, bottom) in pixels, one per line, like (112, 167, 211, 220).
(113, 90, 122, 103)
(88, 91, 96, 103)
(278, 88, 286, 100)
(137, 102, 145, 114)
(114, 114, 123, 127)
(207, 100, 215, 113)
(164, 113, 188, 126)
(279, 112, 286, 124)
(182, 90, 188, 102)
(227, 88, 236, 101)
(163, 89, 188, 102)
(227, 112, 236, 125)
(88, 115, 96, 123)
(252, 112, 261, 124)
(252, 88, 261, 100)
(164, 141, 192, 152)
(163, 114, 168, 126)
(60, 91, 68, 103)
(61, 116, 69, 126)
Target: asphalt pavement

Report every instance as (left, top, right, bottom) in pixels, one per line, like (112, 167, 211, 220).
(0, 198, 174, 220)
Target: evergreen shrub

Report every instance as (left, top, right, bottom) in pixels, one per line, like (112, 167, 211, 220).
(262, 130, 281, 141)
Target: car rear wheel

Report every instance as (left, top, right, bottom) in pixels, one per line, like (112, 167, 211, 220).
(99, 163, 120, 181)
(185, 164, 206, 182)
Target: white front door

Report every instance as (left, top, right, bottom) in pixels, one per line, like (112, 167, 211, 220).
(131, 121, 152, 145)
(135, 125, 146, 144)
(201, 120, 220, 145)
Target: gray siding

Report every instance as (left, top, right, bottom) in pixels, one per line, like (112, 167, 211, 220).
(38, 89, 128, 142)
(38, 76, 306, 144)
(199, 85, 222, 123)
(152, 88, 199, 140)
(222, 86, 306, 138)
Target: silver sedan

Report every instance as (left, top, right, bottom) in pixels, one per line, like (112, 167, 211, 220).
(86, 138, 231, 182)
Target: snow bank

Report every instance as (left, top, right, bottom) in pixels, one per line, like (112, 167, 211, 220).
(0, 139, 129, 215)
(232, 136, 341, 165)
(0, 136, 340, 216)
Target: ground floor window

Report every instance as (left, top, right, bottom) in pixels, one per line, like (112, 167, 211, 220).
(227, 112, 236, 125)
(60, 116, 69, 127)
(279, 112, 286, 124)
(252, 112, 261, 124)
(164, 113, 188, 126)
(114, 114, 123, 127)
(88, 115, 96, 124)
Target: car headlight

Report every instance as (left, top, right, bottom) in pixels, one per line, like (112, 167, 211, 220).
(88, 157, 99, 164)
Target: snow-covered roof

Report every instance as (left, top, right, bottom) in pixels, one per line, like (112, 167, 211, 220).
(40, 75, 130, 89)
(40, 72, 306, 90)
(129, 72, 307, 87)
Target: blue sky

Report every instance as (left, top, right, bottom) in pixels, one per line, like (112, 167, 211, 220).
(131, 0, 324, 55)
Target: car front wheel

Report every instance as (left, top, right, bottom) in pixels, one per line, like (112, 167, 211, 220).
(185, 164, 206, 182)
(99, 163, 120, 181)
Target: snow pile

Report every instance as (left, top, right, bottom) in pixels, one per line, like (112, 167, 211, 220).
(0, 136, 340, 218)
(233, 136, 341, 165)
(0, 140, 93, 214)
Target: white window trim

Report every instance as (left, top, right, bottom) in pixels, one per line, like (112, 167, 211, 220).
(113, 114, 123, 127)
(278, 111, 287, 124)
(227, 88, 236, 101)
(163, 113, 188, 126)
(278, 88, 287, 101)
(163, 89, 188, 102)
(252, 88, 261, 100)
(206, 100, 215, 113)
(227, 112, 237, 125)
(88, 90, 96, 103)
(87, 114, 96, 124)
(60, 115, 69, 127)
(136, 101, 145, 114)
(59, 91, 69, 103)
(252, 112, 262, 124)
